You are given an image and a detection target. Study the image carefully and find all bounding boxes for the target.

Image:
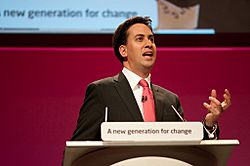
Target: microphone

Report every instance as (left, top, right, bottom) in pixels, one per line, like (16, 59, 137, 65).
(141, 96, 148, 103)
(104, 106, 108, 122)
(171, 105, 185, 122)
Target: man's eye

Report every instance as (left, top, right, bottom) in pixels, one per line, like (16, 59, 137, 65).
(136, 37, 144, 41)
(149, 37, 154, 43)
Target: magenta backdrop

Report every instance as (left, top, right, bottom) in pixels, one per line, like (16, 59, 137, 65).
(0, 47, 250, 165)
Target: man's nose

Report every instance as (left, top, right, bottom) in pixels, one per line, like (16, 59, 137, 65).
(145, 38, 153, 48)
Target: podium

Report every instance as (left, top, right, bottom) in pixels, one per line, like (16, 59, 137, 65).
(63, 140, 239, 166)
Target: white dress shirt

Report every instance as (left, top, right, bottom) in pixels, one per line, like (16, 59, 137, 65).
(122, 67, 152, 118)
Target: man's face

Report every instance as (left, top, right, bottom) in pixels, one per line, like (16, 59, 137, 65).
(120, 23, 157, 78)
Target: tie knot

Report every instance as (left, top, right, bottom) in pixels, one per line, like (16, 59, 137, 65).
(139, 79, 149, 88)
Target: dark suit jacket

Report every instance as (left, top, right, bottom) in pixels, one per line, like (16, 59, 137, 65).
(71, 72, 218, 140)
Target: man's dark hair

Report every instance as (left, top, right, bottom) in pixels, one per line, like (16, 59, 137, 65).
(112, 16, 153, 63)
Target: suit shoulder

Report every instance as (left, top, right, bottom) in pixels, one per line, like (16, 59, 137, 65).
(89, 74, 118, 87)
(153, 84, 178, 98)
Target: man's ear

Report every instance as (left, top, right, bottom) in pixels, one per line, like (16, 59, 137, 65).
(119, 45, 127, 58)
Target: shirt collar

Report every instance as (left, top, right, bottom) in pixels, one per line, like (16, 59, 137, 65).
(122, 67, 151, 90)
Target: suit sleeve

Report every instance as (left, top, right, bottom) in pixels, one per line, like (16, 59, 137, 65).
(70, 83, 105, 141)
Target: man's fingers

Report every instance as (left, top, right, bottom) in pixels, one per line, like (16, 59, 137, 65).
(225, 89, 231, 97)
(221, 89, 232, 110)
(209, 96, 221, 106)
(203, 102, 211, 111)
(224, 89, 231, 103)
(207, 96, 224, 114)
(223, 94, 231, 105)
(211, 89, 217, 98)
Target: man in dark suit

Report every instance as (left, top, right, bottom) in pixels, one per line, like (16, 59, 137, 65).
(71, 16, 231, 141)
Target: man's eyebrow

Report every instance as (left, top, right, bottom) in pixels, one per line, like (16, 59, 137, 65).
(134, 34, 154, 38)
(134, 34, 145, 37)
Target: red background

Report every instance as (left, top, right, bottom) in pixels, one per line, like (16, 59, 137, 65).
(0, 47, 249, 165)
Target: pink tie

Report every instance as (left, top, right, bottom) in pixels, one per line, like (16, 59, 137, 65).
(139, 79, 156, 122)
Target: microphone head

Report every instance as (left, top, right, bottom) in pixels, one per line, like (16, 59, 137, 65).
(141, 96, 148, 103)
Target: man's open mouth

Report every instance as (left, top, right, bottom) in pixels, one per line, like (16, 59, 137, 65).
(143, 52, 153, 57)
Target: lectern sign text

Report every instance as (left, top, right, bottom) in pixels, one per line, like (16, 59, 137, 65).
(101, 122, 203, 142)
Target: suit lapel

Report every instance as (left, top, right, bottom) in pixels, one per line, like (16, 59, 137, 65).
(152, 85, 164, 121)
(113, 72, 143, 121)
